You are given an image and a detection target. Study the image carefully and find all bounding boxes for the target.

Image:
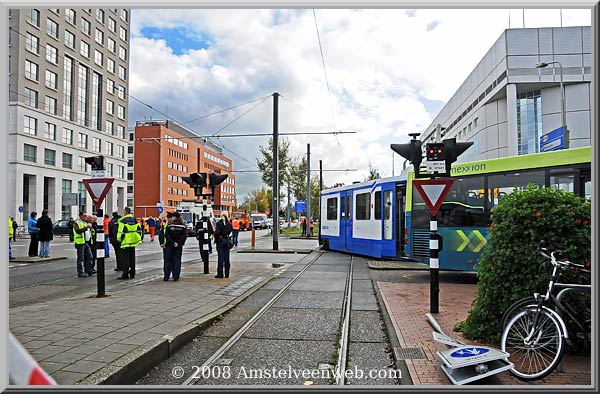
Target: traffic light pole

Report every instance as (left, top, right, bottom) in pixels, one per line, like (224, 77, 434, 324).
(429, 212, 439, 313)
(96, 208, 106, 298)
(272, 92, 280, 250)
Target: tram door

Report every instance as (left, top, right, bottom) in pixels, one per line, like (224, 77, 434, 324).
(395, 184, 406, 257)
(340, 191, 353, 251)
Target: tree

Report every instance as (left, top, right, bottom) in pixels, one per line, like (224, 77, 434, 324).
(239, 187, 271, 213)
(364, 163, 380, 181)
(289, 156, 307, 201)
(256, 137, 293, 188)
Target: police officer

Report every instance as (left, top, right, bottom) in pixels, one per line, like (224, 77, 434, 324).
(164, 212, 187, 281)
(117, 207, 142, 280)
(194, 215, 213, 274)
(8, 217, 16, 260)
(73, 212, 95, 277)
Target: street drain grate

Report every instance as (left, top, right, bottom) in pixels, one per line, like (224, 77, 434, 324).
(394, 347, 426, 360)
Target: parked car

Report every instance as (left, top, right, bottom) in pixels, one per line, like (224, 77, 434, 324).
(53, 220, 71, 237)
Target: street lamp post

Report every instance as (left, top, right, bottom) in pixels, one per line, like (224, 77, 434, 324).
(536, 61, 568, 148)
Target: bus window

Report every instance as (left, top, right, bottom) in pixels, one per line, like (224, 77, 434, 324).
(439, 176, 487, 227)
(488, 171, 545, 207)
(550, 174, 575, 193)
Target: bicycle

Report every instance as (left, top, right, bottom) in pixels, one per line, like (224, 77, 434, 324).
(500, 241, 590, 381)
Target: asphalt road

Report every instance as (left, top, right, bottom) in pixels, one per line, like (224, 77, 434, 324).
(8, 229, 271, 307)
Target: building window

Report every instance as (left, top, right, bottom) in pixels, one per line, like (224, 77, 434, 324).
(119, 26, 127, 42)
(117, 105, 125, 120)
(129, 132, 134, 141)
(62, 179, 72, 193)
(63, 56, 74, 120)
(78, 156, 87, 172)
(118, 145, 125, 158)
(108, 17, 116, 33)
(127, 186, 134, 194)
(77, 65, 88, 126)
(95, 9, 105, 24)
(64, 30, 75, 49)
(44, 122, 56, 140)
(106, 99, 114, 114)
(106, 78, 115, 94)
(62, 128, 73, 145)
(117, 165, 124, 179)
(78, 182, 86, 212)
(517, 90, 542, 155)
(95, 28, 104, 45)
(62, 153, 73, 169)
(107, 58, 115, 73)
(120, 9, 128, 22)
(46, 44, 58, 64)
(105, 141, 114, 156)
(94, 49, 103, 66)
(65, 9, 76, 25)
(24, 87, 38, 108)
(118, 46, 127, 61)
(117, 125, 125, 139)
(128, 146, 133, 154)
(81, 17, 90, 35)
(46, 18, 59, 39)
(78, 132, 88, 149)
(45, 70, 58, 90)
(24, 144, 37, 163)
(25, 33, 39, 54)
(26, 9, 40, 27)
(80, 40, 90, 58)
(106, 162, 113, 176)
(127, 172, 133, 180)
(93, 137, 101, 153)
(24, 60, 38, 81)
(107, 37, 116, 53)
(106, 120, 114, 135)
(473, 117, 478, 128)
(44, 149, 56, 166)
(24, 115, 37, 135)
(44, 96, 57, 115)
(167, 174, 172, 182)
(91, 72, 102, 130)
(128, 159, 133, 167)
(118, 65, 126, 80)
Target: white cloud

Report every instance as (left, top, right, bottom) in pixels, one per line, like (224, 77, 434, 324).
(128, 8, 591, 200)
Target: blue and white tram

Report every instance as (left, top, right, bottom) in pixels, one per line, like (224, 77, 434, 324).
(320, 176, 408, 259)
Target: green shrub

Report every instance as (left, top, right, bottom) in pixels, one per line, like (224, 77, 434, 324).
(460, 184, 591, 342)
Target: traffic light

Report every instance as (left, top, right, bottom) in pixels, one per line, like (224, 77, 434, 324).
(443, 138, 474, 168)
(85, 155, 105, 171)
(183, 172, 209, 196)
(425, 143, 445, 161)
(208, 172, 228, 194)
(391, 138, 423, 176)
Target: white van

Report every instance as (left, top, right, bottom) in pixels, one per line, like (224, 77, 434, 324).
(250, 213, 268, 229)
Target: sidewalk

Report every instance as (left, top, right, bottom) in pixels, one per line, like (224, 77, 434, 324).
(377, 281, 591, 386)
(9, 236, 319, 386)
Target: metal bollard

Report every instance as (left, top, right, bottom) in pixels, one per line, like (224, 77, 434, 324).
(251, 228, 256, 249)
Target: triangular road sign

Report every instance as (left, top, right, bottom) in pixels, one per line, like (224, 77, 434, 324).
(413, 178, 455, 216)
(82, 178, 115, 208)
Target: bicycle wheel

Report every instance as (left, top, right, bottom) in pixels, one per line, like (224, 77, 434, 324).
(501, 307, 565, 381)
(500, 296, 537, 330)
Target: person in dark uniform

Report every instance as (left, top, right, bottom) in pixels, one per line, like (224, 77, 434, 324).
(214, 212, 233, 278)
(164, 212, 187, 281)
(27, 211, 39, 257)
(108, 212, 122, 271)
(194, 215, 213, 274)
(67, 217, 75, 242)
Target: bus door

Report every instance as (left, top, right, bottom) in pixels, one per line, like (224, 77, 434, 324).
(341, 190, 353, 251)
(395, 184, 406, 257)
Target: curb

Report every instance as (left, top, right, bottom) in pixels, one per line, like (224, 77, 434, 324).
(78, 251, 318, 385)
(368, 262, 430, 271)
(11, 257, 68, 263)
(235, 248, 313, 254)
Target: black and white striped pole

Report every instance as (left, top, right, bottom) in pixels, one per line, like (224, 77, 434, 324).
(95, 208, 106, 298)
(429, 215, 439, 313)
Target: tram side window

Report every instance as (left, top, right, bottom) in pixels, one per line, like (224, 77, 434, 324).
(340, 196, 346, 219)
(374, 191, 382, 220)
(550, 174, 575, 194)
(356, 192, 371, 220)
(384, 190, 392, 220)
(326, 197, 338, 220)
(488, 171, 545, 208)
(440, 176, 487, 227)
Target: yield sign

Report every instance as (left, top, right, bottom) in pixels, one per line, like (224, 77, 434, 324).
(413, 178, 455, 216)
(82, 178, 115, 208)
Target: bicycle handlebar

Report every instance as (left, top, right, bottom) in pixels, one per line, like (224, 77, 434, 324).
(537, 245, 588, 271)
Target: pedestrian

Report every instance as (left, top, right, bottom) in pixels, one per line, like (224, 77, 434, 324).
(209, 215, 216, 254)
(27, 211, 39, 257)
(117, 207, 142, 279)
(231, 215, 240, 247)
(164, 212, 187, 281)
(194, 215, 213, 274)
(67, 217, 75, 242)
(158, 213, 173, 272)
(214, 211, 233, 278)
(147, 216, 156, 242)
(309, 217, 315, 237)
(8, 216, 16, 260)
(103, 214, 110, 258)
(73, 212, 95, 277)
(37, 209, 53, 258)
(87, 215, 98, 270)
(11, 217, 18, 241)
(108, 211, 123, 271)
(301, 215, 307, 237)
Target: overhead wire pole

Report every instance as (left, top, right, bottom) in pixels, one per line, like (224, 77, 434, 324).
(319, 160, 323, 245)
(306, 144, 311, 239)
(272, 92, 280, 250)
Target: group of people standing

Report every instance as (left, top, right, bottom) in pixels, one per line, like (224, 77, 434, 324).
(22, 210, 55, 258)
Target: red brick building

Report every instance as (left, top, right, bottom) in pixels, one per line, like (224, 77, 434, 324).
(132, 120, 235, 218)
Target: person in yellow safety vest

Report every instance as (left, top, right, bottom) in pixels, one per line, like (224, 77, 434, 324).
(231, 217, 241, 247)
(73, 212, 95, 277)
(117, 207, 142, 280)
(9, 217, 16, 260)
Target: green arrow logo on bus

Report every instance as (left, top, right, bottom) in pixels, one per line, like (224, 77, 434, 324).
(455, 230, 487, 252)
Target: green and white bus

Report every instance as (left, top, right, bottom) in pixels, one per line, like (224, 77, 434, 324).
(404, 146, 591, 271)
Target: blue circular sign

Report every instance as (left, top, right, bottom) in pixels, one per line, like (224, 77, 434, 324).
(18, 206, 24, 213)
(157, 206, 164, 213)
(450, 347, 489, 358)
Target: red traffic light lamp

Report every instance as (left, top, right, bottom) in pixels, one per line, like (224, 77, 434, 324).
(85, 155, 105, 171)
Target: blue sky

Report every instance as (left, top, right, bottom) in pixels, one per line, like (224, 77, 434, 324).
(139, 26, 213, 55)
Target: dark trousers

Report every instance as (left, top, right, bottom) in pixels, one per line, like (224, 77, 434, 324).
(112, 243, 125, 270)
(28, 232, 39, 257)
(216, 238, 231, 278)
(122, 247, 136, 278)
(87, 241, 96, 269)
(164, 245, 183, 280)
(198, 241, 210, 273)
(232, 230, 239, 246)
(75, 243, 93, 274)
